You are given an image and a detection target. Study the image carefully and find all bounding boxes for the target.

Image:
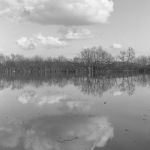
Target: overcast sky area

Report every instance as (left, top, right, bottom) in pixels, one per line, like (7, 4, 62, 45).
(0, 0, 149, 58)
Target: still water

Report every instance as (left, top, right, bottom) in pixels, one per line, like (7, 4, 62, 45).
(0, 74, 150, 150)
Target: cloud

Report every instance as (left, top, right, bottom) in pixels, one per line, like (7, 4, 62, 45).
(111, 43, 123, 49)
(16, 34, 67, 50)
(16, 37, 37, 50)
(0, 0, 114, 25)
(59, 27, 93, 40)
(36, 34, 67, 48)
(0, 8, 10, 15)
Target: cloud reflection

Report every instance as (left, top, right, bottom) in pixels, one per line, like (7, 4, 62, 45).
(18, 90, 97, 114)
(18, 90, 68, 106)
(18, 90, 37, 104)
(0, 115, 114, 150)
(38, 95, 67, 106)
(0, 122, 22, 148)
(113, 91, 123, 96)
(60, 100, 94, 114)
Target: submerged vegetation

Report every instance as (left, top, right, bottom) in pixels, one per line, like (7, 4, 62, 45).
(0, 46, 150, 76)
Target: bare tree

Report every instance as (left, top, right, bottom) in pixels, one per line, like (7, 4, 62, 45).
(135, 56, 148, 66)
(126, 47, 135, 63)
(118, 51, 126, 62)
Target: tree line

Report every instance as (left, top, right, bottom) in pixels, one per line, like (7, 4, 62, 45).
(0, 46, 150, 76)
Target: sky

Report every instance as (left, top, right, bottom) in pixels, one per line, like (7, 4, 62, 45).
(0, 0, 149, 58)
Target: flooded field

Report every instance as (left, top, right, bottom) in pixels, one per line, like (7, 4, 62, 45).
(0, 74, 150, 150)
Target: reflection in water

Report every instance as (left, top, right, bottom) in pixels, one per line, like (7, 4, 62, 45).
(38, 95, 68, 106)
(0, 74, 150, 96)
(116, 76, 136, 96)
(60, 100, 93, 114)
(0, 124, 22, 148)
(1, 74, 150, 149)
(112, 91, 123, 96)
(18, 90, 68, 106)
(18, 90, 93, 113)
(0, 115, 114, 150)
(18, 90, 37, 104)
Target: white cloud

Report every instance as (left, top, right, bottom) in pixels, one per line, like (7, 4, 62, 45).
(16, 37, 37, 50)
(59, 27, 93, 40)
(17, 34, 67, 50)
(0, 0, 114, 25)
(0, 8, 10, 15)
(36, 34, 67, 48)
(111, 43, 123, 49)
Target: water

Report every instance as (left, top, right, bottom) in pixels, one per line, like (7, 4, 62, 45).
(0, 74, 150, 150)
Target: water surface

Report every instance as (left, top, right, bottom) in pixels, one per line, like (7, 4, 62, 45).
(0, 74, 150, 150)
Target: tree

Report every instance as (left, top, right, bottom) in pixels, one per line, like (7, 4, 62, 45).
(80, 46, 114, 65)
(126, 47, 135, 63)
(0, 54, 6, 64)
(73, 56, 82, 63)
(118, 51, 126, 62)
(135, 56, 148, 66)
(80, 48, 93, 64)
(57, 56, 68, 62)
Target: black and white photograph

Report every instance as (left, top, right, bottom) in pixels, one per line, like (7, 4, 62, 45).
(0, 0, 149, 149)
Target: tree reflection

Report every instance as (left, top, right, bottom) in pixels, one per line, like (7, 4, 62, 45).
(116, 76, 136, 96)
(0, 74, 150, 96)
(77, 77, 116, 96)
